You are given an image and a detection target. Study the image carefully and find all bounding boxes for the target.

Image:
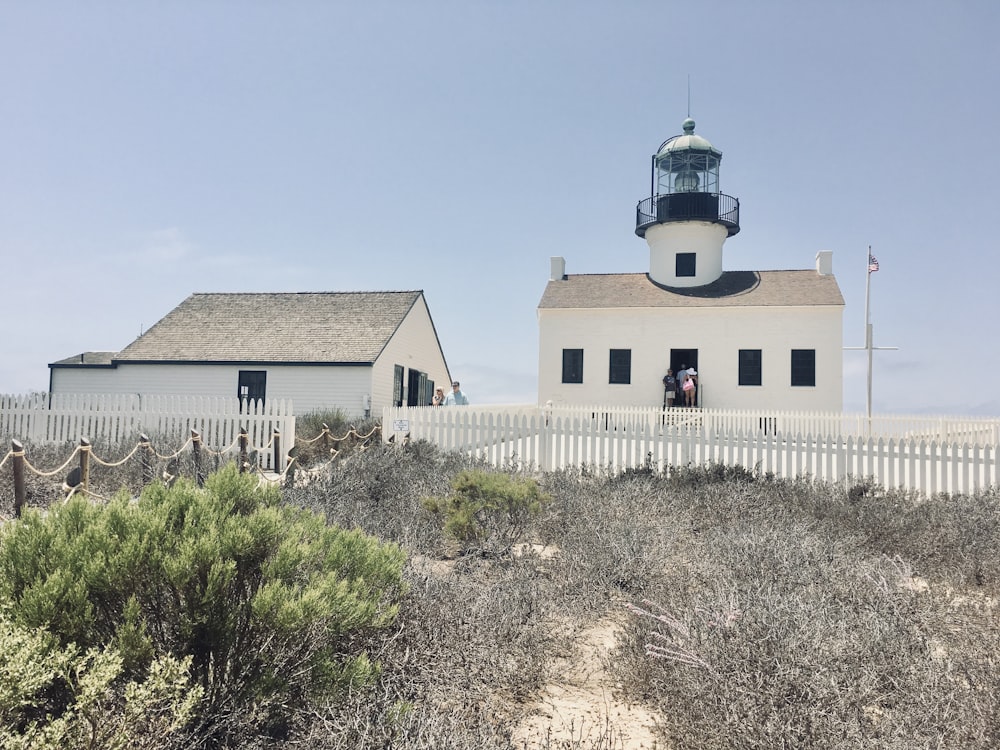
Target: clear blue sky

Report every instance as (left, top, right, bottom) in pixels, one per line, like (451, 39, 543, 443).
(2, 1, 998, 415)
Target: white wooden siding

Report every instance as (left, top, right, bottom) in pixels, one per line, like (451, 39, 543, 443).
(51, 363, 373, 417)
(372, 296, 450, 412)
(52, 364, 238, 397)
(263, 366, 372, 415)
(51, 367, 122, 394)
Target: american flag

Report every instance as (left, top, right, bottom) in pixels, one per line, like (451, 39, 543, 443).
(868, 254, 880, 273)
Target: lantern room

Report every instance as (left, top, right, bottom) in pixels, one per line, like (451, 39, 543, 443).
(655, 117, 721, 195)
(635, 117, 740, 239)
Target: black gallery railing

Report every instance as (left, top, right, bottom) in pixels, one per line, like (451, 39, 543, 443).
(635, 192, 740, 237)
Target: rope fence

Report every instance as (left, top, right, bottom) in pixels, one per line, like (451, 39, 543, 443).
(3, 422, 382, 518)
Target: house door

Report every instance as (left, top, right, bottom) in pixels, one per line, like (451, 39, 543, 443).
(407, 369, 427, 406)
(393, 365, 404, 407)
(238, 370, 267, 405)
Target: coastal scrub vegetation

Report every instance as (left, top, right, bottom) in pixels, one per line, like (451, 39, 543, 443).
(0, 465, 405, 747)
(1, 439, 999, 748)
(421, 469, 551, 556)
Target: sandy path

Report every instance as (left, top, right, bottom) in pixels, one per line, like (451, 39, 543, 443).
(513, 618, 662, 749)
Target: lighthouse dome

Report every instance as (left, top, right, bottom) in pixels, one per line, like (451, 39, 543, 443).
(655, 118, 721, 158)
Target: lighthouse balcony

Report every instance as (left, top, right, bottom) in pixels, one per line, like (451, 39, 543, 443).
(635, 193, 740, 238)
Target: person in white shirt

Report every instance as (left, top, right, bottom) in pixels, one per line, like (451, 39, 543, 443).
(443, 381, 469, 405)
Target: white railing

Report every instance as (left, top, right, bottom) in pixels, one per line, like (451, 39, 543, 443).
(0, 393, 296, 470)
(384, 405, 1000, 496)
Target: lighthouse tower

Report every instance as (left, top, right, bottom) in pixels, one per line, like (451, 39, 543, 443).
(635, 118, 740, 287)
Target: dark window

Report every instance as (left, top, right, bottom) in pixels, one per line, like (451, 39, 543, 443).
(738, 349, 762, 386)
(562, 349, 583, 383)
(393, 365, 404, 407)
(791, 349, 816, 387)
(676, 252, 696, 277)
(238, 370, 266, 404)
(609, 349, 631, 384)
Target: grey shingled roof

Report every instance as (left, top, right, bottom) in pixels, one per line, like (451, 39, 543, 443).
(114, 291, 424, 363)
(51, 352, 117, 367)
(538, 271, 844, 309)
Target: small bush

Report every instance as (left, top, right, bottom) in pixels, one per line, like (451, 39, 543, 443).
(422, 470, 550, 556)
(0, 609, 201, 750)
(667, 460, 760, 487)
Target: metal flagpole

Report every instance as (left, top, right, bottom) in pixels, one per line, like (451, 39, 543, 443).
(865, 245, 873, 420)
(844, 247, 896, 434)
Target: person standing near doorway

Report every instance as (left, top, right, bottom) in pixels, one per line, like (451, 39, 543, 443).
(662, 368, 677, 409)
(676, 364, 688, 401)
(683, 367, 698, 407)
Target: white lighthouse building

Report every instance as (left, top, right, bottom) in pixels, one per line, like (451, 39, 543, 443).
(537, 118, 844, 411)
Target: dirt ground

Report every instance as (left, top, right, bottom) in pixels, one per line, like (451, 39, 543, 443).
(512, 617, 661, 749)
(509, 544, 661, 748)
(412, 545, 663, 749)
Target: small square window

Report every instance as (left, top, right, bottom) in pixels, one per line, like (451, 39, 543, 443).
(676, 252, 696, 277)
(791, 349, 816, 387)
(238, 370, 267, 403)
(562, 349, 583, 384)
(609, 349, 631, 384)
(739, 349, 762, 386)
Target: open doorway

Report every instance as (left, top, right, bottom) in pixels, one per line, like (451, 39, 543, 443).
(407, 368, 428, 406)
(670, 349, 699, 407)
(670, 349, 698, 378)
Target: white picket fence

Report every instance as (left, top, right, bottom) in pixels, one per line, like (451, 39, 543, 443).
(384, 404, 1000, 496)
(0, 393, 296, 470)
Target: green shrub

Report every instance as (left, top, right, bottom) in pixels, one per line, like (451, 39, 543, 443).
(0, 609, 201, 750)
(0, 464, 407, 743)
(421, 470, 550, 556)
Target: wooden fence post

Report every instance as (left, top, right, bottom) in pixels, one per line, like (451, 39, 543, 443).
(191, 430, 204, 487)
(332, 426, 341, 456)
(321, 423, 330, 455)
(239, 427, 248, 473)
(272, 429, 281, 474)
(284, 446, 297, 489)
(139, 433, 154, 486)
(79, 438, 91, 495)
(12, 440, 25, 518)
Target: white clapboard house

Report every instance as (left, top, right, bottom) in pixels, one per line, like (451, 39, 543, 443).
(538, 118, 844, 411)
(49, 291, 450, 417)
